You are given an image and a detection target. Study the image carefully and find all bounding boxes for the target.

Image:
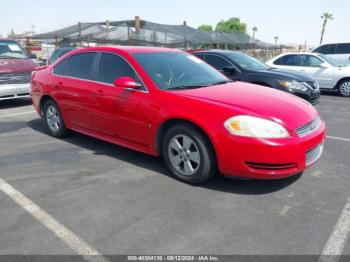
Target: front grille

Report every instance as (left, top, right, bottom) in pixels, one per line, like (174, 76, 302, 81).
(304, 81, 319, 90)
(306, 143, 324, 166)
(0, 72, 31, 85)
(295, 116, 321, 138)
(246, 162, 297, 171)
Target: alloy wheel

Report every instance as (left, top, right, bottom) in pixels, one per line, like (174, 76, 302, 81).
(168, 135, 200, 176)
(339, 81, 350, 96)
(46, 105, 61, 132)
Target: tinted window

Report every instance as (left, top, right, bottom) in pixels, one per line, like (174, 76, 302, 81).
(193, 53, 204, 60)
(65, 53, 96, 80)
(97, 53, 140, 85)
(314, 44, 336, 54)
(336, 43, 350, 54)
(299, 55, 323, 67)
(227, 52, 269, 70)
(53, 59, 67, 75)
(274, 55, 299, 66)
(205, 54, 232, 70)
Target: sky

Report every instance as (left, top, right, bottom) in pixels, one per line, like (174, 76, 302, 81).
(1, 0, 349, 47)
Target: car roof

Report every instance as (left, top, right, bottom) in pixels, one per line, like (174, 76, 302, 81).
(193, 49, 242, 55)
(71, 46, 183, 54)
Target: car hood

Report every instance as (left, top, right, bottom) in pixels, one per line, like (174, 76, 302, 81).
(248, 68, 314, 82)
(173, 82, 318, 130)
(0, 58, 37, 74)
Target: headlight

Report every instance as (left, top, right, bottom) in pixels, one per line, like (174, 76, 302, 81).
(279, 80, 308, 91)
(224, 115, 290, 138)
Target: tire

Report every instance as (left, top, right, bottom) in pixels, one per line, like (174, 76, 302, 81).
(162, 123, 216, 184)
(337, 79, 350, 97)
(43, 99, 69, 138)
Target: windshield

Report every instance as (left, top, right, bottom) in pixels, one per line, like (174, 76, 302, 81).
(133, 52, 231, 90)
(228, 52, 270, 71)
(0, 41, 27, 59)
(318, 53, 341, 67)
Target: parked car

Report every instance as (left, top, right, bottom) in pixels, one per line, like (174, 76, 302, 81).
(49, 47, 76, 64)
(192, 50, 320, 105)
(0, 39, 38, 101)
(267, 52, 350, 97)
(312, 43, 350, 66)
(31, 47, 325, 184)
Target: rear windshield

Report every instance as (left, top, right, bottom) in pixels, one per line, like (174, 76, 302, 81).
(0, 41, 27, 59)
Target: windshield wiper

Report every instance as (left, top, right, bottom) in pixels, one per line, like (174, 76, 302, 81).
(168, 85, 206, 90)
(208, 80, 233, 86)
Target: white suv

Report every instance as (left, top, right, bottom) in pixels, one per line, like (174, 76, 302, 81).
(312, 43, 350, 66)
(267, 52, 350, 97)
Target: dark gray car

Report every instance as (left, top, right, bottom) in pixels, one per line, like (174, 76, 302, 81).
(193, 50, 320, 105)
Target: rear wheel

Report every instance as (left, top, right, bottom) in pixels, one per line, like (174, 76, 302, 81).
(43, 99, 69, 138)
(162, 124, 216, 184)
(337, 79, 350, 97)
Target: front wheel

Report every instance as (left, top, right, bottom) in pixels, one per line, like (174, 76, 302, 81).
(162, 124, 216, 184)
(337, 79, 350, 97)
(43, 99, 69, 138)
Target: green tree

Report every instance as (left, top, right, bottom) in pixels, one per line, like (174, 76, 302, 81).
(216, 17, 247, 33)
(198, 24, 213, 32)
(320, 13, 334, 44)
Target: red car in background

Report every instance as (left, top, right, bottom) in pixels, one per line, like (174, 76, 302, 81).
(0, 39, 37, 100)
(31, 46, 326, 184)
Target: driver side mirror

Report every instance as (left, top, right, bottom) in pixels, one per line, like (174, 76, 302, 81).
(320, 62, 329, 68)
(113, 76, 142, 89)
(222, 66, 236, 75)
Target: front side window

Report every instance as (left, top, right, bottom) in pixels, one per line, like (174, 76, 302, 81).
(97, 53, 143, 88)
(204, 55, 232, 70)
(299, 55, 323, 67)
(133, 52, 230, 90)
(314, 44, 336, 55)
(65, 53, 96, 80)
(0, 41, 27, 59)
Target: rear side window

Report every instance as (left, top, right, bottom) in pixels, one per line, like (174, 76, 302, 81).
(274, 55, 299, 66)
(65, 53, 96, 80)
(204, 54, 232, 70)
(299, 55, 323, 67)
(336, 43, 350, 54)
(97, 53, 141, 85)
(314, 44, 336, 55)
(53, 59, 67, 75)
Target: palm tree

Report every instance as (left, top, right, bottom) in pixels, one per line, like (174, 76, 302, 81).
(252, 26, 258, 43)
(320, 13, 334, 45)
(274, 36, 279, 47)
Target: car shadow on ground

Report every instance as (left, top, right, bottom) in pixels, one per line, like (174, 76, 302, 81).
(26, 118, 301, 195)
(0, 98, 32, 109)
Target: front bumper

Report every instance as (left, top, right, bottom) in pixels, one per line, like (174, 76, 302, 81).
(216, 121, 326, 179)
(0, 83, 30, 100)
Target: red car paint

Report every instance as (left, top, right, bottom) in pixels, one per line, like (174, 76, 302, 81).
(31, 46, 326, 179)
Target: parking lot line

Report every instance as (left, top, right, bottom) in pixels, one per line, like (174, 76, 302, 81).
(0, 177, 109, 262)
(0, 110, 36, 118)
(327, 136, 350, 143)
(319, 197, 350, 262)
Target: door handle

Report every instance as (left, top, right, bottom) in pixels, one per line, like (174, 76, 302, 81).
(93, 89, 104, 97)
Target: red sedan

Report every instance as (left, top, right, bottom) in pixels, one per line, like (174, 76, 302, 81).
(31, 46, 326, 184)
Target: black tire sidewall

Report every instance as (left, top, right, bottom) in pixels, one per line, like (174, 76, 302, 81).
(162, 124, 216, 184)
(43, 100, 68, 138)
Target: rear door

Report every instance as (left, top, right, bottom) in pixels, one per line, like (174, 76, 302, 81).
(92, 52, 152, 146)
(52, 52, 97, 130)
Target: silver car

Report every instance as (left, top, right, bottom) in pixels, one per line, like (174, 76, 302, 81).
(267, 52, 350, 97)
